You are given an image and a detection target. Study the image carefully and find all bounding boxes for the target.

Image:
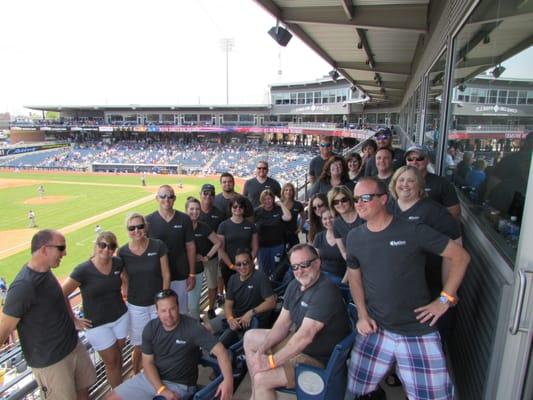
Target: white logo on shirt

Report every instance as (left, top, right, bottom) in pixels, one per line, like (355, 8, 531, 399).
(389, 240, 407, 247)
(194, 233, 203, 238)
(273, 214, 280, 218)
(114, 271, 121, 275)
(247, 285, 254, 289)
(300, 301, 309, 308)
(173, 225, 183, 229)
(424, 188, 432, 192)
(408, 216, 420, 220)
(147, 252, 158, 256)
(175, 339, 186, 345)
(243, 226, 252, 230)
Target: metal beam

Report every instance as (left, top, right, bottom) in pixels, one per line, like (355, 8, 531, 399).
(341, 0, 353, 20)
(338, 61, 411, 75)
(356, 28, 375, 69)
(357, 81, 406, 90)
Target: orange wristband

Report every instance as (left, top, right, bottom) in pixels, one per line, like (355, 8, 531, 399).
(227, 316, 234, 321)
(268, 353, 276, 369)
(440, 291, 456, 303)
(157, 385, 166, 395)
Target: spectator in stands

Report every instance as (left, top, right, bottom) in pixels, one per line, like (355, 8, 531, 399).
(62, 231, 128, 388)
(243, 161, 282, 208)
(345, 177, 469, 400)
(312, 209, 347, 286)
(106, 289, 233, 400)
(217, 196, 259, 288)
(309, 155, 354, 197)
(346, 152, 363, 183)
(444, 144, 457, 169)
(465, 159, 487, 195)
(405, 145, 461, 219)
(146, 185, 196, 312)
(244, 244, 351, 398)
(454, 151, 474, 187)
(364, 128, 405, 176)
(308, 136, 335, 185)
(0, 229, 96, 400)
(328, 186, 363, 260)
(375, 148, 395, 189)
(360, 139, 377, 175)
(307, 193, 328, 243)
(213, 249, 276, 348)
(254, 189, 292, 276)
(214, 172, 253, 220)
(118, 213, 170, 374)
(185, 197, 223, 320)
(280, 182, 305, 249)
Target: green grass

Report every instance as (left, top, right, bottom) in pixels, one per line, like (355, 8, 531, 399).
(0, 171, 230, 284)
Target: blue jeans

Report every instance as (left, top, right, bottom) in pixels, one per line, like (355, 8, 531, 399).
(258, 244, 285, 277)
(187, 272, 204, 320)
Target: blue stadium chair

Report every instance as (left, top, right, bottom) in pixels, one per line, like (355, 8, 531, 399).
(193, 374, 223, 400)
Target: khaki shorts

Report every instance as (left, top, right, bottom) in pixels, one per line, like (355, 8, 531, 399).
(272, 335, 324, 389)
(203, 257, 220, 289)
(33, 341, 96, 400)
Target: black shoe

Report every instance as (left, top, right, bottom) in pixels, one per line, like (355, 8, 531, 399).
(207, 309, 216, 319)
(355, 386, 387, 400)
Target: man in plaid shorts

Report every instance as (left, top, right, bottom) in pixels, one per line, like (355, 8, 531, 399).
(345, 177, 470, 400)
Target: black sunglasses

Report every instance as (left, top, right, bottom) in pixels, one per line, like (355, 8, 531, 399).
(97, 242, 117, 251)
(202, 191, 214, 196)
(154, 289, 177, 300)
(235, 260, 251, 268)
(319, 143, 332, 147)
(354, 193, 386, 203)
(257, 166, 267, 170)
(232, 204, 245, 209)
(406, 156, 425, 162)
(127, 223, 145, 232)
(312, 203, 325, 210)
(158, 194, 176, 200)
(332, 197, 350, 206)
(45, 244, 66, 252)
(290, 258, 317, 271)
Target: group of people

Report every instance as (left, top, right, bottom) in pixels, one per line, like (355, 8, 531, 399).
(0, 129, 471, 400)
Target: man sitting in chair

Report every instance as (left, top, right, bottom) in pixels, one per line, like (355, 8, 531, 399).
(244, 243, 351, 399)
(106, 289, 233, 400)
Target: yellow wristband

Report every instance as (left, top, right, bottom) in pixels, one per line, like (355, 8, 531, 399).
(268, 353, 276, 369)
(157, 385, 166, 395)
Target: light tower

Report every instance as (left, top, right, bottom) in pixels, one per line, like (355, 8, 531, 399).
(220, 38, 234, 104)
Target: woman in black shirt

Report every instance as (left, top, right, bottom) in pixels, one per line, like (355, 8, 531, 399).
(280, 182, 305, 249)
(309, 155, 355, 196)
(328, 185, 363, 259)
(313, 209, 347, 285)
(307, 193, 328, 243)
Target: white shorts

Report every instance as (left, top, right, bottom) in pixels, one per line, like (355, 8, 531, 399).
(84, 311, 130, 352)
(170, 279, 188, 314)
(127, 303, 157, 346)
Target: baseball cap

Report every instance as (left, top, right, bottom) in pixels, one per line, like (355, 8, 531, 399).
(374, 128, 392, 138)
(405, 145, 428, 159)
(201, 184, 215, 194)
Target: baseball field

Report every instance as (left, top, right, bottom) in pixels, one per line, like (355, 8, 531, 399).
(0, 170, 226, 284)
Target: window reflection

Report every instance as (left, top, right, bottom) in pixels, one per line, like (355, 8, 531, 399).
(424, 54, 447, 162)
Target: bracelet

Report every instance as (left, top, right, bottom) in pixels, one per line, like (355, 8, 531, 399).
(268, 353, 276, 369)
(189, 273, 195, 278)
(227, 316, 234, 321)
(156, 385, 166, 395)
(440, 291, 456, 303)
(230, 264, 235, 270)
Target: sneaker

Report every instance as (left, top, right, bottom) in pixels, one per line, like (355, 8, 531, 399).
(355, 386, 387, 400)
(216, 294, 225, 307)
(207, 309, 216, 320)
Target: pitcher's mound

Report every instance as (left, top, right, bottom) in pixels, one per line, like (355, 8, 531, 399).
(24, 196, 69, 205)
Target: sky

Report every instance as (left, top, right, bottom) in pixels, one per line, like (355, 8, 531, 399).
(0, 0, 331, 115)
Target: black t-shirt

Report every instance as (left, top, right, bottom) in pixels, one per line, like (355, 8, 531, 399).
(243, 177, 281, 208)
(226, 270, 274, 317)
(254, 205, 287, 247)
(309, 155, 327, 180)
(213, 193, 254, 220)
(286, 201, 304, 234)
(142, 316, 218, 386)
(346, 218, 449, 336)
(199, 206, 224, 232)
(217, 219, 257, 263)
(3, 266, 78, 368)
(333, 215, 364, 246)
(118, 239, 168, 306)
(308, 179, 355, 197)
(146, 210, 195, 281)
(193, 222, 214, 274)
(364, 148, 405, 176)
(313, 231, 346, 277)
(70, 257, 127, 327)
(282, 274, 350, 363)
(424, 173, 459, 208)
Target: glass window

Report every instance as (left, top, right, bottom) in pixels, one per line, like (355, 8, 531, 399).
(305, 92, 313, 104)
(314, 91, 321, 104)
(424, 52, 447, 157)
(498, 90, 507, 103)
(162, 114, 175, 122)
(290, 93, 297, 104)
(298, 92, 305, 104)
(183, 114, 197, 122)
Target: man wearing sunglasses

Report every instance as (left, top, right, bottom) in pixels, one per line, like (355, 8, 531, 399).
(146, 185, 196, 314)
(242, 161, 281, 208)
(404, 145, 460, 219)
(308, 136, 335, 185)
(0, 229, 96, 400)
(107, 289, 233, 400)
(345, 177, 470, 400)
(364, 128, 405, 177)
(244, 243, 350, 398)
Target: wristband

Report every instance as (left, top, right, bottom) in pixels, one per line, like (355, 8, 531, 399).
(230, 263, 235, 270)
(157, 385, 166, 395)
(440, 291, 456, 303)
(268, 353, 276, 369)
(227, 316, 234, 321)
(189, 274, 195, 278)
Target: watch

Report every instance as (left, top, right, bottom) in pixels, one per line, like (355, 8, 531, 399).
(438, 295, 450, 305)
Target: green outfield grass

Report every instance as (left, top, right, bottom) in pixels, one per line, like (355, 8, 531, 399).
(0, 171, 231, 284)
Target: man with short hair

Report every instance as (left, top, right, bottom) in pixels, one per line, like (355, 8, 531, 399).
(375, 148, 394, 189)
(345, 177, 470, 400)
(106, 289, 233, 400)
(214, 172, 253, 220)
(146, 185, 196, 312)
(244, 243, 350, 399)
(242, 161, 281, 208)
(405, 145, 461, 218)
(308, 136, 334, 185)
(0, 229, 96, 400)
(364, 128, 405, 176)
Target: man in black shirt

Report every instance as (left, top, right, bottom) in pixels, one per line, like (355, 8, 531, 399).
(146, 185, 196, 314)
(308, 136, 334, 185)
(364, 128, 405, 176)
(376, 148, 394, 189)
(0, 230, 96, 400)
(213, 172, 253, 220)
(107, 289, 233, 400)
(405, 145, 461, 218)
(242, 161, 281, 208)
(345, 177, 470, 399)
(244, 244, 350, 397)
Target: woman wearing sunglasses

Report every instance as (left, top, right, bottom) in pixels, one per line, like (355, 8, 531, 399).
(328, 186, 363, 260)
(307, 193, 328, 243)
(312, 209, 346, 286)
(309, 155, 355, 197)
(118, 212, 170, 374)
(62, 231, 128, 388)
(217, 196, 258, 287)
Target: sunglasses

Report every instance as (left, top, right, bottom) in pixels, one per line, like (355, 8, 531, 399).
(376, 135, 390, 140)
(235, 260, 251, 268)
(290, 257, 317, 271)
(155, 289, 177, 300)
(332, 197, 350, 206)
(257, 167, 267, 170)
(232, 204, 245, 210)
(158, 194, 176, 200)
(97, 242, 117, 251)
(312, 203, 325, 210)
(406, 156, 425, 162)
(45, 244, 66, 252)
(127, 223, 145, 232)
(354, 193, 386, 203)
(319, 143, 332, 147)
(202, 191, 214, 196)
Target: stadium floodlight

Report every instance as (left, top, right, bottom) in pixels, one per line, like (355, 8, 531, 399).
(329, 70, 339, 81)
(491, 65, 505, 78)
(268, 21, 292, 47)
